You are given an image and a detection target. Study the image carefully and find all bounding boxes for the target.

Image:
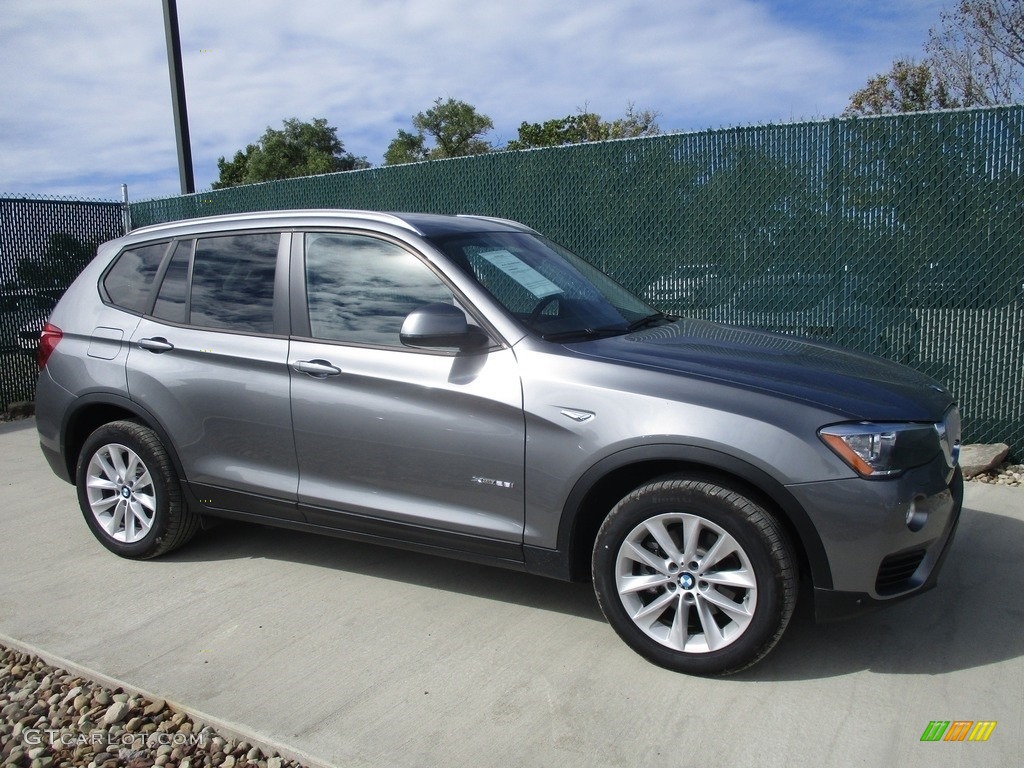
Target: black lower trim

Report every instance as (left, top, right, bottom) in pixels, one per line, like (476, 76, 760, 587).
(185, 481, 524, 566)
(300, 503, 523, 561)
(813, 575, 944, 621)
(186, 483, 303, 522)
(812, 587, 896, 622)
(524, 545, 573, 580)
(196, 504, 528, 572)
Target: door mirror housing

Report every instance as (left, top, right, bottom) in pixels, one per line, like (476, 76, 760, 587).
(400, 303, 488, 350)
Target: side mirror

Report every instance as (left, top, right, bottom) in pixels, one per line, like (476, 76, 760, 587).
(400, 303, 487, 350)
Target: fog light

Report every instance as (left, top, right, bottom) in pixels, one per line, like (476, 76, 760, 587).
(905, 498, 928, 532)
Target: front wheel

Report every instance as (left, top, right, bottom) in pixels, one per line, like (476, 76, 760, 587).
(76, 420, 199, 559)
(593, 476, 797, 675)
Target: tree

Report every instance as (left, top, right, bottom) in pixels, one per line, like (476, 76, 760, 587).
(600, 105, 662, 140)
(384, 98, 493, 165)
(506, 105, 661, 150)
(846, 0, 1023, 114)
(213, 118, 369, 189)
(844, 59, 958, 115)
(383, 129, 429, 166)
(926, 0, 1024, 105)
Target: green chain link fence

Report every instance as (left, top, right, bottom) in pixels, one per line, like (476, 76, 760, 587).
(130, 106, 1024, 452)
(3, 107, 1022, 453)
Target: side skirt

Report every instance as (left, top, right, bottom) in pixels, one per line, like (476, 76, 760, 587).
(185, 482, 533, 573)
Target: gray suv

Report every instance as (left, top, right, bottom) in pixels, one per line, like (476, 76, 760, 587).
(35, 210, 963, 676)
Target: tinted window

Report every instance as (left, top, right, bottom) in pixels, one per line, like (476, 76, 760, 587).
(190, 233, 279, 333)
(152, 239, 193, 324)
(305, 233, 455, 346)
(103, 242, 169, 313)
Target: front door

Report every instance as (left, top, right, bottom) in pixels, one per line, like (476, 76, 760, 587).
(288, 232, 526, 558)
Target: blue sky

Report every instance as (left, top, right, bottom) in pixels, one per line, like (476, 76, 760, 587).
(0, 0, 945, 202)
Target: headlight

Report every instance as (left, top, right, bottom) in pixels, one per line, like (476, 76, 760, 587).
(819, 422, 943, 478)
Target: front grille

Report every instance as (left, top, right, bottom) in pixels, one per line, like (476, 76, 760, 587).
(876, 549, 926, 594)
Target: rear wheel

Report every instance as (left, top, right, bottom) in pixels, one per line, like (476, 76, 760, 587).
(76, 420, 199, 559)
(593, 475, 797, 675)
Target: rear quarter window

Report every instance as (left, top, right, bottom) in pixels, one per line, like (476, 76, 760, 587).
(103, 242, 170, 313)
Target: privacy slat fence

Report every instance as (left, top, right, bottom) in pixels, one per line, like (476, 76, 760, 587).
(0, 196, 122, 409)
(4, 106, 1022, 453)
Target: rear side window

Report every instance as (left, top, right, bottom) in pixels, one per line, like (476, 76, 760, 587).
(188, 233, 279, 333)
(103, 242, 169, 313)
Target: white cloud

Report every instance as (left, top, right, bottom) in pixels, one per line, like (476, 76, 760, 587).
(0, 0, 948, 201)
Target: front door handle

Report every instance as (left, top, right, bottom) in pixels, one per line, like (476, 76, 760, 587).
(291, 359, 342, 378)
(138, 337, 174, 353)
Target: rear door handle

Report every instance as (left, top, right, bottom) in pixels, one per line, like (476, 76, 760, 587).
(138, 337, 174, 353)
(291, 359, 342, 378)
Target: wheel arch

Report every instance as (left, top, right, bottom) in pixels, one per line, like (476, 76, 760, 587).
(60, 393, 187, 484)
(557, 444, 833, 590)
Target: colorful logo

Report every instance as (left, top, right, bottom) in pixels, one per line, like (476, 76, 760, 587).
(920, 721, 997, 742)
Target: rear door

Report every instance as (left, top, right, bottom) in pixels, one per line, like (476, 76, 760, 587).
(125, 231, 299, 518)
(288, 231, 526, 558)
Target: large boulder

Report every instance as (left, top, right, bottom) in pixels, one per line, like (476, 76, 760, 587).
(959, 443, 1010, 478)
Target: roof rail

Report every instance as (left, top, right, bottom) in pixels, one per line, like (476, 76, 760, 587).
(128, 209, 424, 236)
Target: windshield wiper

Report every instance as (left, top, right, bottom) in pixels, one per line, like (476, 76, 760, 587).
(540, 327, 627, 342)
(541, 314, 673, 342)
(626, 312, 674, 332)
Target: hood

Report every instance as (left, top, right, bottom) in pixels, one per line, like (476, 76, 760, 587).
(572, 318, 954, 422)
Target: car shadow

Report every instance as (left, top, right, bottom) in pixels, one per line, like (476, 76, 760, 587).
(163, 517, 607, 623)
(164, 503, 1023, 680)
(739, 506, 1024, 681)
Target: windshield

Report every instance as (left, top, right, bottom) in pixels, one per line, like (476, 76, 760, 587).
(430, 231, 667, 341)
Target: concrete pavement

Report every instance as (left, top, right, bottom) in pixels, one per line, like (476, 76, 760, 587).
(1, 416, 1021, 767)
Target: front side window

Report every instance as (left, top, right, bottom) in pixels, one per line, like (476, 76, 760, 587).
(304, 233, 456, 347)
(189, 233, 279, 333)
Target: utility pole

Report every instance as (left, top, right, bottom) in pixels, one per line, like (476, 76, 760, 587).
(162, 0, 195, 194)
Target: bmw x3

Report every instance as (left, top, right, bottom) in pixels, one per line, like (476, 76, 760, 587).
(35, 210, 963, 675)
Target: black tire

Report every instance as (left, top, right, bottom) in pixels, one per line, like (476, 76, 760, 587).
(75, 420, 199, 559)
(593, 475, 797, 676)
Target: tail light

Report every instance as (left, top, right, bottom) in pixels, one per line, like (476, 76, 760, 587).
(38, 323, 63, 370)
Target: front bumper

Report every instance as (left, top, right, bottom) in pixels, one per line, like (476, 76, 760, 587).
(787, 460, 964, 622)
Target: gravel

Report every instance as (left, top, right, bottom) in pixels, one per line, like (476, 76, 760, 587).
(0, 645, 309, 768)
(966, 462, 1024, 488)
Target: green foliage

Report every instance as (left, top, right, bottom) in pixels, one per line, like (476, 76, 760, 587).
(507, 106, 661, 149)
(213, 118, 370, 189)
(384, 98, 494, 165)
(844, 59, 958, 116)
(507, 114, 597, 149)
(383, 129, 429, 166)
